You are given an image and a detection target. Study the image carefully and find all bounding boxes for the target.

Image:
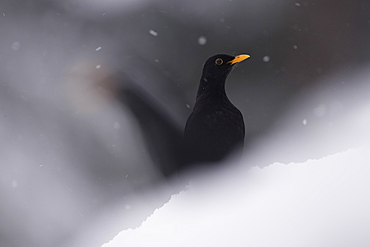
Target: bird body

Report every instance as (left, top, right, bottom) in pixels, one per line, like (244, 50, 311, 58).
(184, 54, 250, 163)
(116, 54, 249, 176)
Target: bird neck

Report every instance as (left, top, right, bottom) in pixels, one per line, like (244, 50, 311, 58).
(196, 76, 227, 101)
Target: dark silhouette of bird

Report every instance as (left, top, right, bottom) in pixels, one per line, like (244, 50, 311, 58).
(105, 54, 249, 177)
(115, 78, 187, 177)
(184, 54, 250, 164)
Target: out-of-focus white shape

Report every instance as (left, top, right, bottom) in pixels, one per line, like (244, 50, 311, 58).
(198, 36, 207, 45)
(263, 56, 270, 62)
(149, 30, 158, 36)
(102, 147, 370, 247)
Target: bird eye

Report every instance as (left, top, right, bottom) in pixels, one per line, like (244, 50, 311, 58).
(215, 58, 223, 65)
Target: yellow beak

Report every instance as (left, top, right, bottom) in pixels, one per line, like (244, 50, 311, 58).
(228, 54, 250, 65)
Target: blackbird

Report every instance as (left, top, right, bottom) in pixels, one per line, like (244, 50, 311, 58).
(112, 54, 249, 176)
(184, 54, 250, 163)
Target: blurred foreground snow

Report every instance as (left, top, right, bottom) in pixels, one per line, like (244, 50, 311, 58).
(103, 147, 370, 247)
(101, 67, 370, 247)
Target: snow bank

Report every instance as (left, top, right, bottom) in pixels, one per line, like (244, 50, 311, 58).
(102, 147, 370, 247)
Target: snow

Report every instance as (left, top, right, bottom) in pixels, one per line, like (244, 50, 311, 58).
(102, 147, 370, 247)
(149, 30, 158, 36)
(101, 67, 370, 247)
(263, 55, 270, 62)
(198, 36, 207, 45)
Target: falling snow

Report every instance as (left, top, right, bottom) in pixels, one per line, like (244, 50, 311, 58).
(149, 30, 158, 36)
(263, 56, 270, 62)
(95, 46, 102, 51)
(198, 36, 207, 45)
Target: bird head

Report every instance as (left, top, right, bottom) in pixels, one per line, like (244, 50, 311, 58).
(201, 54, 250, 82)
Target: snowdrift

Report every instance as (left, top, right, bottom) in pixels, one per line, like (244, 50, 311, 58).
(103, 147, 370, 247)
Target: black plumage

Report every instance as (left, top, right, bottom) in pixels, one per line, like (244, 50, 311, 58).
(184, 54, 250, 163)
(110, 54, 249, 177)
